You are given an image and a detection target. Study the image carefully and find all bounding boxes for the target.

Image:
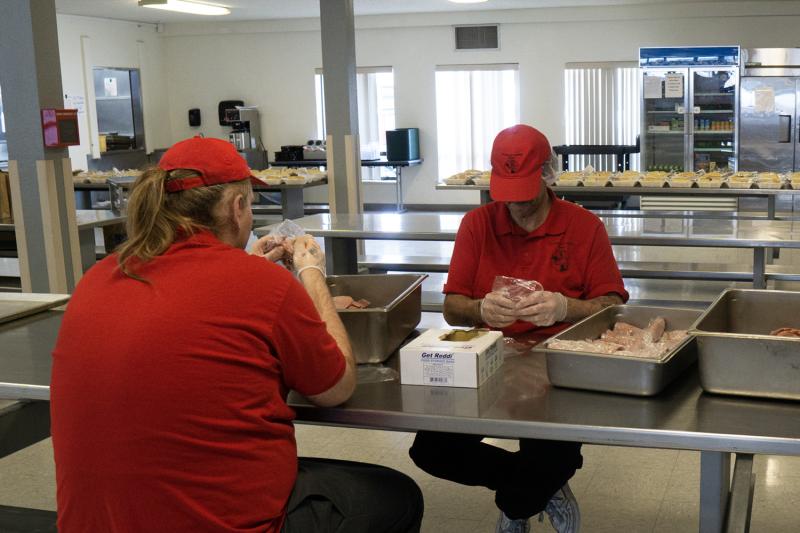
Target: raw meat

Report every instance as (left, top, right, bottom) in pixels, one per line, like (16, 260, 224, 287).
(333, 296, 371, 310)
(770, 327, 800, 338)
(547, 318, 688, 360)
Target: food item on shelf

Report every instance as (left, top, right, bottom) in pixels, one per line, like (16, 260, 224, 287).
(696, 176, 723, 188)
(472, 170, 491, 186)
(333, 296, 371, 310)
(546, 317, 689, 360)
(727, 173, 754, 188)
(611, 170, 642, 187)
(703, 171, 727, 179)
(669, 171, 696, 188)
(444, 172, 470, 185)
(555, 171, 583, 186)
(74, 168, 143, 184)
(755, 172, 782, 189)
(770, 327, 800, 338)
(640, 171, 669, 187)
(582, 171, 613, 187)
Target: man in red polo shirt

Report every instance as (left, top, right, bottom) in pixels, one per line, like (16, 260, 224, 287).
(410, 125, 628, 533)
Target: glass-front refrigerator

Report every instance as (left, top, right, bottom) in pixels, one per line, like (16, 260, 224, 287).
(640, 47, 740, 172)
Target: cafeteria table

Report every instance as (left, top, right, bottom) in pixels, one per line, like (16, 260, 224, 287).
(0, 210, 126, 270)
(435, 183, 800, 220)
(1, 307, 795, 532)
(254, 213, 800, 288)
(73, 180, 327, 220)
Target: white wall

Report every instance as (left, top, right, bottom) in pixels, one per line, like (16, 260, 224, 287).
(56, 15, 170, 172)
(157, 1, 800, 205)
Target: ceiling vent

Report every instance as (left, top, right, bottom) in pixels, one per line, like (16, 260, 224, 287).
(454, 25, 499, 50)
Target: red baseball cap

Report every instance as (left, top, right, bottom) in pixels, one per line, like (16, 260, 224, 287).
(159, 136, 262, 193)
(490, 125, 552, 202)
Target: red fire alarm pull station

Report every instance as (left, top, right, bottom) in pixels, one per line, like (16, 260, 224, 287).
(41, 109, 80, 148)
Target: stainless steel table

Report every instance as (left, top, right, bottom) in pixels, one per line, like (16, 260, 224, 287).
(0, 210, 126, 271)
(0, 309, 795, 532)
(254, 213, 800, 288)
(74, 180, 327, 221)
(436, 183, 800, 219)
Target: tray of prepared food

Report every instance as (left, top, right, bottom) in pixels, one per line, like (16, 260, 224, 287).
(691, 289, 800, 401)
(787, 171, 800, 189)
(640, 171, 669, 188)
(538, 305, 700, 396)
(327, 274, 426, 364)
(668, 171, 697, 188)
(696, 175, 724, 188)
(611, 170, 642, 187)
(754, 172, 783, 189)
(471, 170, 491, 186)
(727, 171, 756, 189)
(581, 171, 614, 187)
(554, 171, 584, 186)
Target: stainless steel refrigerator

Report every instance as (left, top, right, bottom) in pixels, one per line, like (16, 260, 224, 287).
(739, 48, 800, 172)
(640, 46, 740, 172)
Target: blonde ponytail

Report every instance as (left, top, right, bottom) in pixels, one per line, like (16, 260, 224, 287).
(116, 167, 251, 280)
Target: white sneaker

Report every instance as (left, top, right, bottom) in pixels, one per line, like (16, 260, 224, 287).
(543, 482, 580, 533)
(496, 511, 530, 533)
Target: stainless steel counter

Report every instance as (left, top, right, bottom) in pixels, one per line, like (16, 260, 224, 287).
(254, 213, 800, 287)
(0, 309, 797, 531)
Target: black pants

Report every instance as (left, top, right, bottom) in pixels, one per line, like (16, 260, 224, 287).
(409, 432, 582, 520)
(282, 457, 423, 533)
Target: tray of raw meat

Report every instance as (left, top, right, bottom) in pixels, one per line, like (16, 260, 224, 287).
(537, 305, 701, 396)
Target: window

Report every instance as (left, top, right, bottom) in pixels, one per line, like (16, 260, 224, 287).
(314, 67, 395, 180)
(0, 84, 7, 163)
(434, 64, 519, 180)
(564, 61, 640, 170)
(93, 67, 145, 152)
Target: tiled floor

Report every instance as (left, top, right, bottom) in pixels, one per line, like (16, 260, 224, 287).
(4, 430, 800, 532)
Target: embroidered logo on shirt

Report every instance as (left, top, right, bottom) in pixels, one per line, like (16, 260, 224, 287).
(552, 244, 569, 272)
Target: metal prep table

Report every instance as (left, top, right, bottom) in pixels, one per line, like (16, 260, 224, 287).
(0, 209, 126, 271)
(73, 180, 327, 221)
(0, 309, 792, 532)
(270, 158, 423, 213)
(436, 183, 800, 220)
(254, 213, 800, 289)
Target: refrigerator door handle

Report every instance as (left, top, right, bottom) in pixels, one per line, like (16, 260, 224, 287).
(780, 114, 792, 143)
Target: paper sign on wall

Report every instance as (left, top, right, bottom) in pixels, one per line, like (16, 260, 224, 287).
(755, 87, 775, 113)
(104, 77, 118, 97)
(664, 73, 684, 98)
(644, 76, 662, 99)
(64, 94, 85, 114)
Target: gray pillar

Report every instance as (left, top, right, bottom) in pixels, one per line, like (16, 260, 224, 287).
(320, 0, 363, 215)
(0, 0, 79, 292)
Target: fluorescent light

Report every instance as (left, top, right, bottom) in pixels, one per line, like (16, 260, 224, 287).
(139, 0, 230, 16)
(448, 0, 489, 3)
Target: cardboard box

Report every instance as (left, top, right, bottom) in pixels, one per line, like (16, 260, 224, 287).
(401, 369, 503, 416)
(0, 171, 12, 222)
(400, 328, 504, 388)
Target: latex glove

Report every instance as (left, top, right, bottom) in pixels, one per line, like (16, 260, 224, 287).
(479, 291, 518, 328)
(250, 235, 290, 263)
(292, 235, 325, 274)
(515, 291, 568, 327)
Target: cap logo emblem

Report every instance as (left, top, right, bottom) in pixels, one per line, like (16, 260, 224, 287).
(503, 152, 522, 174)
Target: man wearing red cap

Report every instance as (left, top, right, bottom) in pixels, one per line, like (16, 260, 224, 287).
(410, 125, 628, 533)
(52, 137, 423, 532)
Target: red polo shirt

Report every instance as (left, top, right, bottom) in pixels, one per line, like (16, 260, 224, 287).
(444, 190, 628, 336)
(51, 231, 345, 533)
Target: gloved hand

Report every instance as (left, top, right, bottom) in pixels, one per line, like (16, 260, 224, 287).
(515, 291, 568, 327)
(292, 235, 325, 277)
(250, 235, 293, 263)
(479, 291, 518, 328)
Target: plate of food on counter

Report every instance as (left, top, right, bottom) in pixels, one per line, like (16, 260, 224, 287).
(639, 171, 670, 187)
(668, 171, 697, 188)
(610, 170, 642, 187)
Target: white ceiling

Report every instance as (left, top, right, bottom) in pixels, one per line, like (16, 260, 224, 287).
(55, 0, 743, 24)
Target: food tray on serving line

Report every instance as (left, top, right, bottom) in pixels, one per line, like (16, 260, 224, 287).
(0, 293, 70, 325)
(691, 289, 800, 401)
(537, 305, 701, 396)
(326, 274, 426, 364)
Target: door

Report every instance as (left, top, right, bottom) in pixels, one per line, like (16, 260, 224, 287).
(739, 77, 795, 172)
(641, 67, 689, 171)
(690, 67, 739, 171)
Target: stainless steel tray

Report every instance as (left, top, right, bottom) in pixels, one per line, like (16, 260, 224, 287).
(537, 305, 701, 396)
(691, 289, 800, 401)
(0, 293, 70, 325)
(326, 274, 425, 364)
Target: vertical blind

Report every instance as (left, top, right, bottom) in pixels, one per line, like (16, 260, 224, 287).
(435, 64, 519, 179)
(564, 62, 640, 171)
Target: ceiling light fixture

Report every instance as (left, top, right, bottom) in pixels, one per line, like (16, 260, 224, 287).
(448, 0, 489, 3)
(138, 0, 230, 16)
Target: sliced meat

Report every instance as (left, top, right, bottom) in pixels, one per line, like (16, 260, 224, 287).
(333, 296, 354, 310)
(644, 317, 666, 343)
(770, 327, 800, 338)
(350, 299, 371, 309)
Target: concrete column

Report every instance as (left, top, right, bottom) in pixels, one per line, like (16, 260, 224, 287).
(0, 0, 81, 292)
(320, 0, 363, 215)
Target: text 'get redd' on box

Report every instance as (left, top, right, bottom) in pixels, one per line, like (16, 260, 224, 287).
(400, 329, 504, 388)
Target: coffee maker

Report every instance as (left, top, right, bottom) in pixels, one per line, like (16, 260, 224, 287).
(223, 105, 267, 169)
